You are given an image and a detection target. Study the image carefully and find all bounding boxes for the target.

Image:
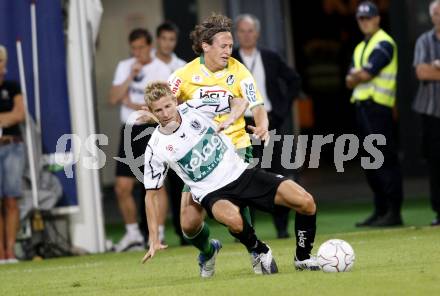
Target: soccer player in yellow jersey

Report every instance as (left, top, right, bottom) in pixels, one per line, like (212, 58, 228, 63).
(167, 14, 271, 274)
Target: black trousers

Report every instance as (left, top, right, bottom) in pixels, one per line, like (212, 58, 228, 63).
(421, 114, 440, 217)
(245, 114, 291, 237)
(355, 100, 403, 215)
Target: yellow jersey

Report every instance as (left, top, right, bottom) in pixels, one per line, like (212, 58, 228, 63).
(168, 56, 263, 149)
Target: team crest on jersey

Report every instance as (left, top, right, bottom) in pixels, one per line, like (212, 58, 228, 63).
(190, 119, 202, 131)
(226, 74, 235, 85)
(166, 144, 174, 152)
(192, 75, 202, 83)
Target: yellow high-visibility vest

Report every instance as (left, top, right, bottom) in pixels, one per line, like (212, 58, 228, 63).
(351, 29, 397, 107)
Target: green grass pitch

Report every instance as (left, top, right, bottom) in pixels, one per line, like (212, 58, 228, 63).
(1, 199, 439, 295)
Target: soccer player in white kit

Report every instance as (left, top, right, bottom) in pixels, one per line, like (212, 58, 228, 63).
(141, 82, 320, 277)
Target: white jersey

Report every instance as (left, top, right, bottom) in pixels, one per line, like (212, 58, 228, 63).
(143, 98, 248, 203)
(112, 57, 172, 124)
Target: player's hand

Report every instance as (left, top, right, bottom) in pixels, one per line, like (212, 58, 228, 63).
(136, 108, 157, 124)
(141, 241, 168, 264)
(247, 125, 270, 146)
(216, 118, 234, 133)
(130, 62, 143, 78)
(345, 75, 356, 89)
(432, 59, 440, 70)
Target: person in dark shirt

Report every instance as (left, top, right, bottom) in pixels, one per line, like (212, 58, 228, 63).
(0, 45, 26, 264)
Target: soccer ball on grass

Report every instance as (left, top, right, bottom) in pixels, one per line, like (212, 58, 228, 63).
(317, 239, 355, 272)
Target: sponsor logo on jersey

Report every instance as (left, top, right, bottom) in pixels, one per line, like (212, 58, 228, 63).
(194, 86, 234, 102)
(177, 127, 227, 182)
(226, 74, 235, 85)
(240, 78, 257, 103)
(133, 73, 145, 82)
(190, 119, 202, 131)
(169, 76, 182, 94)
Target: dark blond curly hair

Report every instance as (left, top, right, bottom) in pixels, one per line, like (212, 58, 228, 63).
(190, 13, 233, 55)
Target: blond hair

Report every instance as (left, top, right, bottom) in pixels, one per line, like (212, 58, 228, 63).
(0, 45, 7, 61)
(144, 81, 175, 107)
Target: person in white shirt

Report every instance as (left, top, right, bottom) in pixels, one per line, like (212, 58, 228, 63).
(109, 28, 171, 252)
(154, 21, 186, 72)
(140, 82, 319, 277)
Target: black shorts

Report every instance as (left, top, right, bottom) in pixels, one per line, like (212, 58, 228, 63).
(201, 168, 289, 218)
(116, 123, 157, 177)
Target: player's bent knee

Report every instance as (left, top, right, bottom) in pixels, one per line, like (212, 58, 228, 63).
(299, 192, 316, 215)
(226, 214, 244, 233)
(180, 210, 203, 235)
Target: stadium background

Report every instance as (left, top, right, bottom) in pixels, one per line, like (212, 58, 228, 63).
(0, 0, 437, 262)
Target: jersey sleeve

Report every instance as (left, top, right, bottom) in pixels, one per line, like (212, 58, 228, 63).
(184, 96, 231, 119)
(143, 144, 168, 189)
(237, 65, 264, 110)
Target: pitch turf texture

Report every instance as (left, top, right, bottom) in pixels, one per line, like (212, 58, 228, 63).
(1, 199, 439, 295)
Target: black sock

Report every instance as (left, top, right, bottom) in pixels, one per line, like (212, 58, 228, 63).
(228, 218, 267, 253)
(295, 211, 317, 261)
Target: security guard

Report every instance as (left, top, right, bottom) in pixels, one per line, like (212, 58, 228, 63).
(346, 1, 403, 227)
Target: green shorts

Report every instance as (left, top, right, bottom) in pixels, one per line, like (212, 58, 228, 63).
(182, 146, 253, 192)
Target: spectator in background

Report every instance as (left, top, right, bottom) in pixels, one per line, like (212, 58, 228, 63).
(413, 0, 440, 226)
(0, 45, 25, 264)
(153, 21, 186, 72)
(109, 28, 171, 251)
(232, 14, 301, 238)
(346, 1, 403, 227)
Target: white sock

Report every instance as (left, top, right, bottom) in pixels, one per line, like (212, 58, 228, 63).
(126, 223, 140, 236)
(158, 225, 165, 242)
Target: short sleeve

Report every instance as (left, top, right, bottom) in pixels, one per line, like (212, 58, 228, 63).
(413, 35, 428, 66)
(112, 61, 129, 85)
(237, 65, 263, 110)
(9, 81, 21, 97)
(143, 145, 168, 189)
(184, 96, 231, 119)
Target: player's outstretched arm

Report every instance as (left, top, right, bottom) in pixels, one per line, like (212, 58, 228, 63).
(141, 190, 168, 264)
(249, 105, 270, 145)
(217, 98, 249, 132)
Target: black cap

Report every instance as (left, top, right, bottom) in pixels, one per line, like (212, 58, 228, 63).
(356, 1, 379, 18)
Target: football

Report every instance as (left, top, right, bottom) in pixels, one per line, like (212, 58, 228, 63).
(317, 239, 355, 272)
